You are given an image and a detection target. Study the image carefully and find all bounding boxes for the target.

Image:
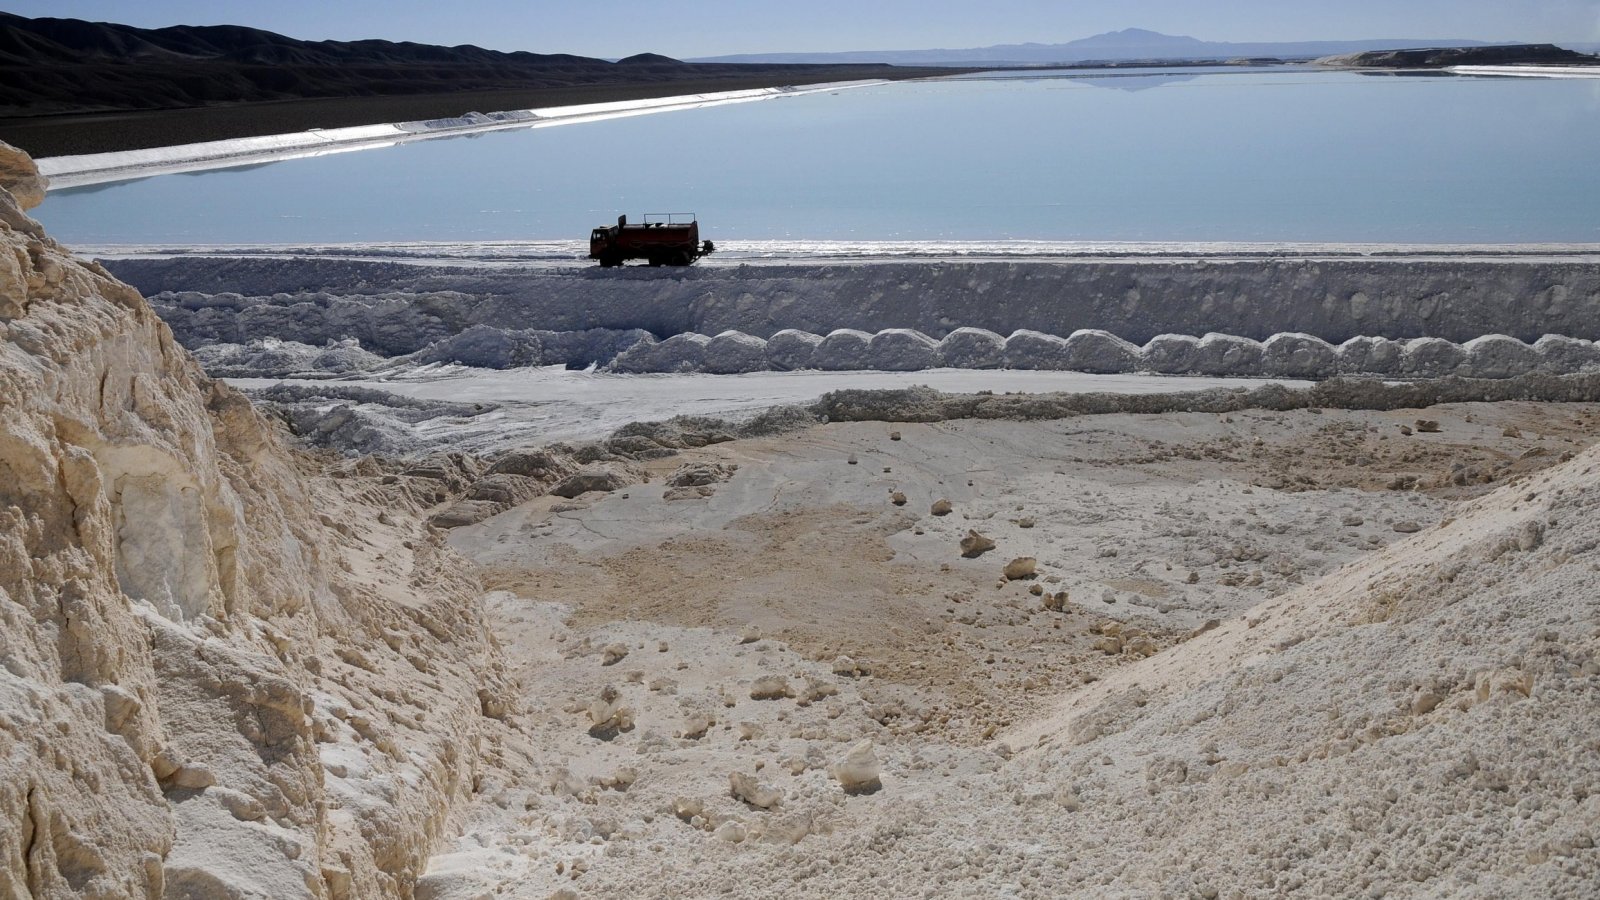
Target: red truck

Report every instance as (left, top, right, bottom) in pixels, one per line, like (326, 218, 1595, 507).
(589, 213, 715, 267)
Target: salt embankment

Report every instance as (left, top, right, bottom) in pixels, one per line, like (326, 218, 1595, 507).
(108, 255, 1600, 346)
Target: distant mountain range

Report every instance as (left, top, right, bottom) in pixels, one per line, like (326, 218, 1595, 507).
(690, 27, 1509, 65)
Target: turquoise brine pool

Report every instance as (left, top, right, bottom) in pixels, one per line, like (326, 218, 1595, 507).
(33, 68, 1600, 244)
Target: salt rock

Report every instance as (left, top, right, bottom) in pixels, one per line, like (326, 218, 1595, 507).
(1260, 333, 1337, 379)
(552, 464, 632, 498)
(811, 329, 875, 370)
(960, 530, 996, 558)
(703, 330, 770, 374)
(931, 498, 953, 516)
(750, 675, 794, 700)
(1462, 335, 1538, 379)
(832, 655, 868, 677)
(765, 329, 823, 370)
(739, 625, 761, 644)
(714, 821, 749, 843)
(601, 643, 629, 666)
(891, 491, 908, 506)
(1064, 329, 1141, 373)
(730, 772, 783, 809)
(1003, 329, 1073, 370)
(1141, 334, 1202, 374)
(869, 329, 940, 371)
(1192, 333, 1265, 376)
(611, 332, 711, 373)
(832, 739, 883, 794)
(0, 140, 47, 209)
(1400, 338, 1466, 378)
(1043, 590, 1069, 611)
(1337, 336, 1405, 376)
(1533, 334, 1600, 374)
(1003, 557, 1038, 580)
(937, 327, 1006, 369)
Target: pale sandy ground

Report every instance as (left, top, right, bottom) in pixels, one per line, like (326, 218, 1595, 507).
(418, 400, 1600, 898)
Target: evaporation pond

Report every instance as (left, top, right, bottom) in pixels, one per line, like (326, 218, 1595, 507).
(33, 68, 1600, 244)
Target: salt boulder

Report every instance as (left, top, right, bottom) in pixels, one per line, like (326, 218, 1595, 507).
(766, 329, 823, 370)
(1003, 330, 1073, 370)
(832, 740, 883, 794)
(936, 327, 1006, 369)
(1336, 336, 1405, 376)
(551, 464, 633, 498)
(812, 329, 875, 370)
(1533, 334, 1600, 374)
(703, 330, 770, 374)
(1192, 333, 1265, 376)
(1260, 333, 1337, 379)
(1064, 329, 1141, 373)
(1141, 334, 1202, 374)
(960, 530, 996, 558)
(730, 772, 783, 809)
(1462, 335, 1539, 379)
(868, 329, 940, 371)
(1400, 337, 1467, 378)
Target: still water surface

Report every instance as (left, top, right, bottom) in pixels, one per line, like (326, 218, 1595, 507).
(34, 68, 1600, 244)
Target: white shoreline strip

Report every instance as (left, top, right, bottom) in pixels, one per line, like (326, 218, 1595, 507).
(36, 80, 885, 190)
(1447, 65, 1600, 78)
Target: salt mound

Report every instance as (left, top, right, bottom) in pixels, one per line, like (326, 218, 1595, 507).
(612, 333, 711, 373)
(766, 329, 823, 371)
(1008, 440, 1600, 894)
(868, 329, 939, 371)
(703, 330, 769, 374)
(1336, 335, 1404, 375)
(1402, 337, 1467, 377)
(1003, 329, 1072, 370)
(1064, 329, 1141, 373)
(1534, 334, 1600, 373)
(1261, 332, 1337, 378)
(936, 327, 1006, 369)
(412, 323, 543, 369)
(1462, 334, 1538, 379)
(812, 329, 874, 370)
(1192, 333, 1264, 376)
(1141, 333, 1201, 374)
(192, 337, 382, 377)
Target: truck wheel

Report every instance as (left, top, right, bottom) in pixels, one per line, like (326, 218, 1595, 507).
(672, 251, 693, 267)
(648, 257, 663, 268)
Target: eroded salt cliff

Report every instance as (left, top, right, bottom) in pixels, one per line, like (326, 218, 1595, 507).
(0, 141, 515, 897)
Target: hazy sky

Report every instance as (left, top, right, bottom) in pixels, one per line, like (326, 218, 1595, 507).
(5, 0, 1599, 58)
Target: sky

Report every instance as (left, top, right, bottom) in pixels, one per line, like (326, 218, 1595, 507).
(4, 0, 1598, 58)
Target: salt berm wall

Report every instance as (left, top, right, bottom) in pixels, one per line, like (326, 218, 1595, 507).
(106, 255, 1600, 344)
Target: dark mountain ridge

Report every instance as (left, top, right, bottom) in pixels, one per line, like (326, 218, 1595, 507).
(0, 13, 913, 119)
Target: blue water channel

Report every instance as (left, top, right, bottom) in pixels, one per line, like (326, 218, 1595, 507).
(33, 67, 1600, 244)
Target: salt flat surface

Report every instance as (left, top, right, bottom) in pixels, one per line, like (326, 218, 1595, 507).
(229, 367, 1306, 448)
